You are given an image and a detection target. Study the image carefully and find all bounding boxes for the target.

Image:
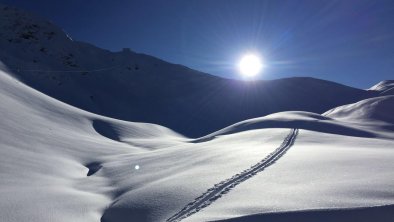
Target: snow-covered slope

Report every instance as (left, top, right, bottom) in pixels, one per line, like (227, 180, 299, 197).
(324, 95, 394, 130)
(0, 4, 378, 137)
(194, 108, 394, 143)
(369, 80, 394, 95)
(0, 67, 393, 222)
(185, 129, 394, 222)
(0, 68, 184, 222)
(0, 69, 293, 222)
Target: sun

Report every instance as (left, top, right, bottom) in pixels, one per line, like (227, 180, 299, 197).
(238, 54, 264, 78)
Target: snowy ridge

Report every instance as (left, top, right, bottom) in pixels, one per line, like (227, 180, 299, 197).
(167, 129, 299, 222)
(369, 80, 394, 95)
(323, 95, 394, 130)
(194, 111, 388, 142)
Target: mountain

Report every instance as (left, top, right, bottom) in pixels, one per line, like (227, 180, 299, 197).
(369, 80, 394, 96)
(0, 4, 378, 137)
(1, 4, 393, 222)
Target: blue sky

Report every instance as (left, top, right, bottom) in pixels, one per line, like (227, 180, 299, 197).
(2, 0, 394, 88)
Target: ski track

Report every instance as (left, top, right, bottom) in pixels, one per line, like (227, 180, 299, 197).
(167, 128, 299, 222)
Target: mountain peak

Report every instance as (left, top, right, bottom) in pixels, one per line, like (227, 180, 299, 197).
(369, 80, 394, 95)
(0, 4, 72, 45)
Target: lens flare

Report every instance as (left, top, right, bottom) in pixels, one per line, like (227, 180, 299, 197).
(238, 54, 264, 77)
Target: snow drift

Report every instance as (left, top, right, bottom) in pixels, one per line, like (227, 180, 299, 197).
(324, 95, 394, 126)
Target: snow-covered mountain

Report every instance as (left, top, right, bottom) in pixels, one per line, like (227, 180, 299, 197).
(0, 4, 393, 222)
(369, 80, 394, 96)
(0, 4, 379, 137)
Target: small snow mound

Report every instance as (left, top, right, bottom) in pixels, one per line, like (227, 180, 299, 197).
(323, 95, 394, 124)
(265, 111, 332, 121)
(369, 80, 394, 95)
(92, 119, 182, 142)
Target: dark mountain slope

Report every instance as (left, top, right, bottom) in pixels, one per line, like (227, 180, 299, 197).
(0, 4, 377, 137)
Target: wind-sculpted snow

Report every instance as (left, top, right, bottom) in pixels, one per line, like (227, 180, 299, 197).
(167, 129, 299, 222)
(193, 111, 377, 143)
(369, 80, 394, 95)
(324, 95, 394, 125)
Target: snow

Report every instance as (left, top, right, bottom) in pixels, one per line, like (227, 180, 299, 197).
(369, 80, 394, 95)
(184, 130, 394, 222)
(0, 69, 181, 222)
(322, 96, 394, 138)
(0, 68, 393, 222)
(195, 109, 393, 142)
(324, 96, 394, 124)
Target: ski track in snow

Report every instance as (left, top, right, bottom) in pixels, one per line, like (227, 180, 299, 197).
(167, 128, 299, 222)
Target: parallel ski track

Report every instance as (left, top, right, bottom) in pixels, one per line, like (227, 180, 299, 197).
(167, 128, 299, 222)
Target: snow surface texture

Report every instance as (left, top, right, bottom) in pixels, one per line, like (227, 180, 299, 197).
(0, 4, 379, 137)
(184, 130, 394, 222)
(323, 95, 394, 132)
(167, 129, 299, 222)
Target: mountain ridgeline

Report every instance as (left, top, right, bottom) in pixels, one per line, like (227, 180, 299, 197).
(0, 4, 379, 137)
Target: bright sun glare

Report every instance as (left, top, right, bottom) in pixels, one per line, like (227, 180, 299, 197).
(238, 54, 264, 78)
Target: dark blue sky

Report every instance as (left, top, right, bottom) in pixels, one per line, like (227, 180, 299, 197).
(2, 0, 394, 88)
